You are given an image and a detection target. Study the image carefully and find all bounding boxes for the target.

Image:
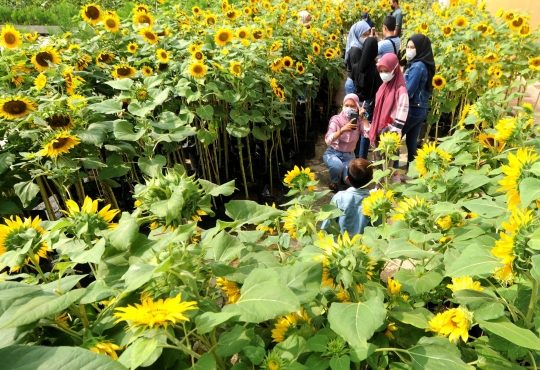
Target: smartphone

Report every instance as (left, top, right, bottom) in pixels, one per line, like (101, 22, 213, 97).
(349, 112, 359, 129)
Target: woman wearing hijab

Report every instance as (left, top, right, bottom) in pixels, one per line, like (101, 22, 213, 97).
(401, 34, 435, 166)
(323, 94, 369, 191)
(344, 21, 371, 94)
(369, 53, 409, 160)
(351, 37, 382, 159)
(361, 12, 375, 33)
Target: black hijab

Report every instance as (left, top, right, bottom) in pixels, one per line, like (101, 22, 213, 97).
(357, 37, 378, 73)
(405, 34, 435, 92)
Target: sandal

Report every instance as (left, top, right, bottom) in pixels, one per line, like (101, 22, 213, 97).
(329, 182, 339, 192)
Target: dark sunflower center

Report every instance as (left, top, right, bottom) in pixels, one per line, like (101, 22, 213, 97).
(145, 31, 156, 41)
(117, 67, 132, 76)
(139, 15, 150, 23)
(136, 7, 147, 13)
(239, 31, 246, 38)
(284, 60, 291, 67)
(193, 65, 203, 74)
(99, 53, 112, 63)
(106, 19, 116, 27)
(5, 33, 15, 43)
(4, 100, 26, 114)
(160, 52, 167, 59)
(219, 32, 229, 41)
(195, 52, 203, 60)
(253, 31, 263, 39)
(233, 65, 241, 73)
(478, 25, 487, 32)
(227, 11, 235, 18)
(207, 18, 215, 25)
(36, 51, 53, 67)
(52, 137, 69, 149)
(86, 6, 100, 20)
(435, 78, 443, 86)
(513, 18, 524, 27)
(158, 63, 168, 71)
(46, 115, 71, 128)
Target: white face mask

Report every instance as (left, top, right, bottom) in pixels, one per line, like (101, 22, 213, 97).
(343, 107, 358, 118)
(406, 49, 416, 60)
(359, 36, 367, 45)
(379, 72, 394, 83)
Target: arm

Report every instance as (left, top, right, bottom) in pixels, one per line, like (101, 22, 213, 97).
(395, 12, 403, 35)
(404, 63, 423, 97)
(388, 88, 409, 136)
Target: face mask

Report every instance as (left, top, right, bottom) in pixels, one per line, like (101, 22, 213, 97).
(359, 37, 367, 45)
(406, 49, 416, 60)
(380, 72, 394, 83)
(343, 107, 358, 118)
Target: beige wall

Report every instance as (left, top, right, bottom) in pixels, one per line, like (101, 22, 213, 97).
(485, 0, 540, 28)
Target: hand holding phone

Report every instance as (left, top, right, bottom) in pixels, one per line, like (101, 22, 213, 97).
(349, 112, 359, 129)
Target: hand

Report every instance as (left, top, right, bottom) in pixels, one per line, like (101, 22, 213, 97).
(341, 119, 358, 132)
(356, 101, 367, 116)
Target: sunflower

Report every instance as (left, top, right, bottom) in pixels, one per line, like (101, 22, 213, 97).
(251, 28, 264, 40)
(139, 27, 159, 44)
(271, 307, 313, 343)
(528, 57, 540, 71)
(203, 14, 216, 26)
(415, 142, 452, 178)
(283, 166, 316, 192)
(96, 51, 114, 67)
(0, 216, 49, 272)
(188, 62, 207, 78)
(136, 88, 148, 101)
(63, 67, 79, 95)
(67, 94, 87, 110)
(229, 61, 242, 76)
(226, 9, 241, 21)
(89, 342, 121, 360)
(191, 50, 204, 61)
(111, 64, 137, 79)
(509, 16, 525, 31)
(453, 16, 468, 28)
(281, 56, 294, 69)
(447, 277, 483, 292)
(488, 79, 495, 88)
(519, 24, 531, 37)
(222, 0, 229, 12)
(141, 66, 153, 76)
(274, 86, 285, 101)
(378, 131, 402, 157)
(236, 27, 249, 39)
(34, 73, 47, 90)
(215, 277, 241, 304)
(427, 306, 472, 343)
(75, 55, 92, 71)
(484, 52, 498, 63)
(243, 6, 251, 15)
(24, 31, 38, 42)
(0, 96, 37, 120)
(441, 25, 453, 37)
(81, 3, 102, 25)
(156, 48, 170, 63)
(419, 22, 429, 33)
(324, 48, 335, 59)
(269, 41, 281, 52)
(313, 42, 321, 55)
(192, 6, 201, 16)
(0, 24, 22, 49)
(133, 11, 154, 26)
(498, 148, 538, 209)
(40, 131, 80, 157)
(114, 293, 198, 330)
(46, 114, 75, 130)
(103, 12, 120, 32)
(127, 43, 138, 54)
(63, 196, 119, 230)
(133, 3, 149, 13)
(296, 62, 305, 74)
(494, 116, 517, 143)
(282, 205, 317, 240)
(362, 189, 394, 221)
(432, 74, 446, 90)
(214, 28, 234, 46)
(31, 46, 61, 72)
(503, 11, 515, 22)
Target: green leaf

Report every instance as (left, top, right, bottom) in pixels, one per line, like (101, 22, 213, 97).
(113, 120, 145, 141)
(195, 311, 239, 334)
(460, 197, 507, 218)
(216, 325, 254, 356)
(105, 213, 139, 250)
(127, 101, 154, 117)
(519, 178, 540, 209)
(279, 261, 323, 304)
(0, 289, 86, 328)
(409, 342, 474, 370)
(80, 280, 115, 304)
(327, 297, 386, 352)
(478, 316, 540, 351)
(475, 343, 525, 370)
(98, 154, 131, 180)
(89, 99, 123, 114)
(0, 282, 42, 301)
(446, 245, 503, 278)
(138, 155, 166, 177)
(196, 105, 214, 120)
(13, 180, 39, 208)
(242, 346, 265, 365)
(197, 129, 218, 146)
(105, 78, 134, 90)
(225, 200, 284, 229)
(330, 355, 350, 370)
(305, 353, 331, 370)
(453, 290, 505, 320)
(394, 267, 444, 295)
(222, 269, 300, 323)
(0, 153, 15, 175)
(460, 174, 491, 193)
(130, 337, 158, 370)
(382, 238, 433, 259)
(275, 335, 309, 361)
(204, 230, 245, 262)
(191, 353, 216, 370)
(251, 125, 269, 140)
(0, 345, 127, 370)
(388, 308, 434, 329)
(306, 335, 329, 352)
(198, 179, 236, 197)
(123, 264, 158, 293)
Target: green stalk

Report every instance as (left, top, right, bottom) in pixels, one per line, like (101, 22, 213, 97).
(27, 252, 48, 283)
(36, 176, 56, 221)
(526, 273, 538, 327)
(245, 132, 255, 183)
(100, 180, 119, 210)
(237, 137, 249, 199)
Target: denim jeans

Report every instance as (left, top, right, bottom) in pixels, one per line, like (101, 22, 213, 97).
(355, 99, 373, 159)
(344, 77, 356, 95)
(323, 147, 356, 184)
(393, 106, 428, 168)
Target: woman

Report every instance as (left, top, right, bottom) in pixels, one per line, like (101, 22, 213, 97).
(344, 21, 371, 95)
(323, 94, 369, 191)
(361, 12, 375, 34)
(369, 53, 408, 154)
(351, 37, 382, 159)
(401, 34, 435, 166)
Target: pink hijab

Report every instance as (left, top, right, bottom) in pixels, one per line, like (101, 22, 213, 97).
(331, 93, 360, 126)
(369, 53, 406, 144)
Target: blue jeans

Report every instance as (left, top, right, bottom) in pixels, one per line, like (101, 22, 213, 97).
(344, 77, 356, 94)
(323, 147, 356, 184)
(393, 106, 428, 168)
(355, 99, 373, 159)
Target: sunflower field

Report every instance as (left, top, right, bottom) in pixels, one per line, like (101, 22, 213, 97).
(1, 0, 540, 369)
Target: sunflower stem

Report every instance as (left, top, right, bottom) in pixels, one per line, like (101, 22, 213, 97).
(41, 322, 82, 341)
(100, 180, 120, 211)
(526, 273, 538, 327)
(27, 252, 48, 283)
(36, 176, 56, 221)
(78, 304, 91, 329)
(237, 137, 249, 199)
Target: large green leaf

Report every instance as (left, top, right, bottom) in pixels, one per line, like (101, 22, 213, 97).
(98, 154, 131, 180)
(13, 180, 39, 208)
(279, 261, 323, 304)
(478, 316, 540, 350)
(381, 238, 433, 259)
(409, 341, 474, 370)
(138, 155, 166, 177)
(113, 120, 145, 141)
(388, 308, 434, 329)
(460, 197, 507, 219)
(0, 289, 86, 328)
(0, 345, 127, 370)
(89, 99, 123, 114)
(327, 297, 386, 353)
(474, 343, 525, 370)
(222, 269, 300, 323)
(196, 105, 214, 120)
(453, 290, 505, 320)
(204, 230, 245, 262)
(105, 78, 134, 90)
(0, 152, 15, 175)
(195, 312, 239, 334)
(191, 353, 216, 370)
(460, 174, 491, 193)
(519, 178, 540, 209)
(105, 213, 139, 250)
(225, 200, 284, 229)
(216, 325, 254, 356)
(446, 245, 503, 278)
(394, 267, 444, 295)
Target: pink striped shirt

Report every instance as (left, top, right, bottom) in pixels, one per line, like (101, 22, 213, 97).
(325, 117, 364, 153)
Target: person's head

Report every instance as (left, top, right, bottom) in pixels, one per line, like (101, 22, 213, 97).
(346, 158, 373, 188)
(390, 0, 399, 10)
(377, 53, 399, 83)
(298, 10, 311, 25)
(382, 15, 396, 37)
(406, 39, 416, 60)
(343, 93, 359, 109)
(352, 21, 371, 46)
(361, 11, 368, 21)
